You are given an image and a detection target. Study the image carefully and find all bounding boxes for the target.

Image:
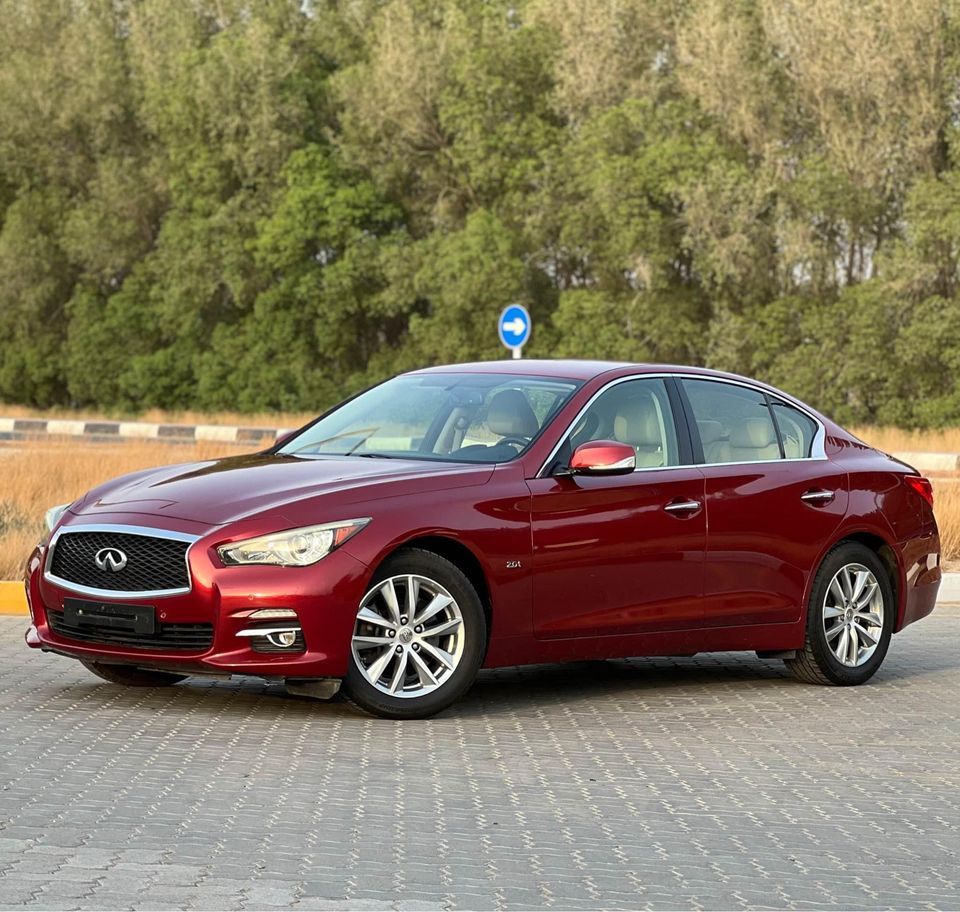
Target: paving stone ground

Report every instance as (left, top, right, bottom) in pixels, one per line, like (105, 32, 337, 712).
(0, 604, 959, 911)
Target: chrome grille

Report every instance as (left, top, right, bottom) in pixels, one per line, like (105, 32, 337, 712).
(49, 530, 190, 594)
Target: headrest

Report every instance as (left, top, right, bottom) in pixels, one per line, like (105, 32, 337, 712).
(613, 397, 661, 447)
(486, 389, 540, 437)
(730, 417, 778, 449)
(697, 419, 723, 445)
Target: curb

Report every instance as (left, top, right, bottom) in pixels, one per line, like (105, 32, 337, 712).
(0, 582, 27, 616)
(0, 416, 291, 446)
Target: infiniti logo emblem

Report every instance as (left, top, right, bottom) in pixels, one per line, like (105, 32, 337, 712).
(94, 547, 128, 573)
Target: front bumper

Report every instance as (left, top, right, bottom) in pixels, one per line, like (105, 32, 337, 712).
(25, 516, 370, 679)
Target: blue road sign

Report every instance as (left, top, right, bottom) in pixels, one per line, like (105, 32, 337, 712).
(498, 304, 531, 357)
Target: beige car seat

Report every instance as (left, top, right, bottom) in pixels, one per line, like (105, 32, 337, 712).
(613, 396, 665, 468)
(697, 419, 729, 463)
(728, 417, 780, 461)
(486, 389, 539, 438)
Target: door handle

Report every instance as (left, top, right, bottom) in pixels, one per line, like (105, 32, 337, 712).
(801, 489, 835, 505)
(664, 498, 702, 515)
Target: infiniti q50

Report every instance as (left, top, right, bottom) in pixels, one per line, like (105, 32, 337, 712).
(25, 361, 941, 718)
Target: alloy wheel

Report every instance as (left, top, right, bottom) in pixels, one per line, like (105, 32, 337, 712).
(351, 574, 465, 698)
(822, 562, 884, 667)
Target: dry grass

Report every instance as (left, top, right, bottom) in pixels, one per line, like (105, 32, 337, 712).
(933, 478, 960, 566)
(0, 439, 233, 580)
(851, 425, 960, 454)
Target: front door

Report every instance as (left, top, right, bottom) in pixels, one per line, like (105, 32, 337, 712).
(529, 377, 707, 639)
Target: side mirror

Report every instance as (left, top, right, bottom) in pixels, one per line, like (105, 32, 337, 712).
(274, 428, 297, 448)
(567, 440, 636, 476)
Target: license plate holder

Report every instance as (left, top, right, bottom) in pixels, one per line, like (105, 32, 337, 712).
(63, 598, 156, 635)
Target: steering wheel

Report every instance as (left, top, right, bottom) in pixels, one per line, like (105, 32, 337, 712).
(497, 435, 531, 449)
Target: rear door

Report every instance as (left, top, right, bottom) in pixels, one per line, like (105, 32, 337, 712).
(528, 376, 707, 638)
(679, 378, 849, 628)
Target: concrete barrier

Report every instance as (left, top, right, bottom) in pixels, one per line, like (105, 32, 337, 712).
(892, 451, 960, 473)
(0, 416, 292, 446)
(940, 572, 960, 603)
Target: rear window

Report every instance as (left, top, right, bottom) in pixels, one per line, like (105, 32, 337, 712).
(771, 401, 819, 459)
(682, 379, 781, 465)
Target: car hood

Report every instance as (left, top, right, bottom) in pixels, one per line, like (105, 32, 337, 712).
(70, 453, 495, 526)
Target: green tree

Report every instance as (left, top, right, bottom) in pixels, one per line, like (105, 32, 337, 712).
(1, 0, 960, 428)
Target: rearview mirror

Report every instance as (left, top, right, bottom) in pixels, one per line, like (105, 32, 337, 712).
(567, 440, 636, 476)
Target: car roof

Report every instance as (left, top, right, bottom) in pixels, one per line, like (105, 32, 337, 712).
(408, 359, 631, 380)
(407, 359, 763, 384)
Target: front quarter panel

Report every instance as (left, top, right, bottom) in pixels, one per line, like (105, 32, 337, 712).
(340, 461, 534, 660)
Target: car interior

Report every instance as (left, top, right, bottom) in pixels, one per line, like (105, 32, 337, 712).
(684, 378, 812, 463)
(451, 389, 542, 461)
(695, 415, 802, 462)
(568, 386, 676, 468)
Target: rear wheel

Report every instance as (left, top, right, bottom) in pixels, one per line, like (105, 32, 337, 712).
(343, 549, 486, 719)
(80, 660, 188, 687)
(785, 542, 894, 686)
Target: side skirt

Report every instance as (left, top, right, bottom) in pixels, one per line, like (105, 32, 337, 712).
(483, 621, 806, 669)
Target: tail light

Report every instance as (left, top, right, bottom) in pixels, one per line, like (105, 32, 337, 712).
(905, 475, 934, 508)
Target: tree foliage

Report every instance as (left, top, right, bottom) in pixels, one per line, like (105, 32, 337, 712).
(1, 0, 960, 426)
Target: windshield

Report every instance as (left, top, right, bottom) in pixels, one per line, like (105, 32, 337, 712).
(280, 373, 581, 464)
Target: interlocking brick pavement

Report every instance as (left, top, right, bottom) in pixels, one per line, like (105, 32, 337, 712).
(1, 604, 959, 911)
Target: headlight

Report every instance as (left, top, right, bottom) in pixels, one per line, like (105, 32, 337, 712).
(218, 519, 369, 567)
(44, 503, 70, 532)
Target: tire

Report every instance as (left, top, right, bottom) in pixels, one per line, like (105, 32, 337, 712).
(80, 660, 188, 687)
(343, 549, 486, 719)
(785, 542, 894, 686)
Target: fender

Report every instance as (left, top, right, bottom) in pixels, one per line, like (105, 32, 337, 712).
(341, 462, 534, 644)
(803, 515, 903, 630)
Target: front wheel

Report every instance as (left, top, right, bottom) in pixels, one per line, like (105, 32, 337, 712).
(81, 660, 188, 687)
(343, 549, 486, 718)
(785, 542, 894, 686)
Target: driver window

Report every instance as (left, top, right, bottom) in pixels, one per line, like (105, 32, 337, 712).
(568, 378, 680, 469)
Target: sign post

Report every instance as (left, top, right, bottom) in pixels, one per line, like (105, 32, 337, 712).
(498, 304, 531, 359)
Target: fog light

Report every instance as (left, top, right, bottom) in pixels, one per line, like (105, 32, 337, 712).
(267, 630, 299, 648)
(236, 623, 305, 653)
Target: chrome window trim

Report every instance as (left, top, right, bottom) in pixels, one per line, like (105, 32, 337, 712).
(44, 523, 200, 599)
(536, 372, 828, 479)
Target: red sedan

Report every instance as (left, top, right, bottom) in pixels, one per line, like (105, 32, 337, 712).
(25, 361, 941, 718)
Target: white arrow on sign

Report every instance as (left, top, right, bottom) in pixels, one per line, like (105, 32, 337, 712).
(502, 317, 527, 335)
